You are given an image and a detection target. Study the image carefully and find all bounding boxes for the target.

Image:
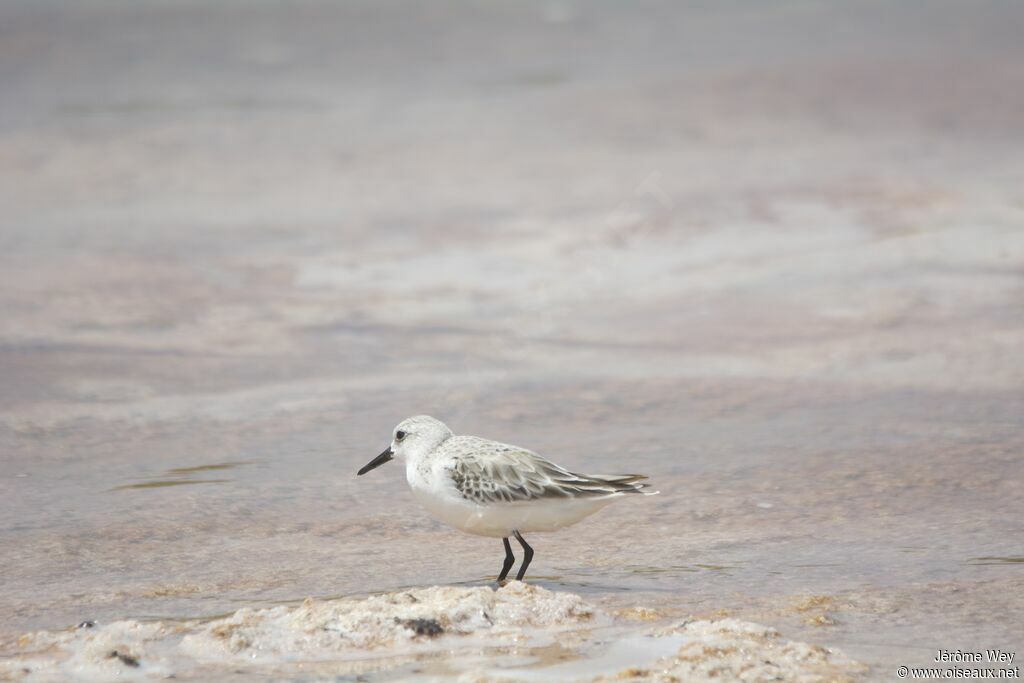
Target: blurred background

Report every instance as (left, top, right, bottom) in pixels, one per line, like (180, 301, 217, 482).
(1, 0, 1022, 675)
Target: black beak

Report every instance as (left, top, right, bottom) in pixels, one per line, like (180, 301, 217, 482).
(358, 447, 393, 475)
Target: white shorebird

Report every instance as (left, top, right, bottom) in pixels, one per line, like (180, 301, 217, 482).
(358, 415, 657, 582)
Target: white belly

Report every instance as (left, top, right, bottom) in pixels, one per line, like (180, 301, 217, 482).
(410, 485, 618, 538)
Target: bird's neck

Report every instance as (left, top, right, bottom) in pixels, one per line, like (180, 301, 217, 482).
(403, 435, 452, 490)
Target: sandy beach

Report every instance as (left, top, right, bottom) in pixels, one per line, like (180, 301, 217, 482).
(1, 0, 1022, 680)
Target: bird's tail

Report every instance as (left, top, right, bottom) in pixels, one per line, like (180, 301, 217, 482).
(583, 473, 659, 495)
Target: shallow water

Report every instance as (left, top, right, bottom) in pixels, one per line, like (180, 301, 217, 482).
(2, 0, 1023, 679)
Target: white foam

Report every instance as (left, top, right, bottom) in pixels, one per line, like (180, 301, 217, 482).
(1, 584, 860, 681)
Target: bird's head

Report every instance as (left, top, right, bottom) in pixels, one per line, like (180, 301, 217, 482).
(357, 415, 454, 475)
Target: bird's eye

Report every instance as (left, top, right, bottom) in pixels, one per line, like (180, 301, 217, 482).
(395, 430, 406, 441)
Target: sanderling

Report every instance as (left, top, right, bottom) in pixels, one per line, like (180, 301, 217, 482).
(358, 415, 657, 582)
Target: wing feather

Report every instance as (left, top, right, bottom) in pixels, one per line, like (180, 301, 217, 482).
(443, 436, 653, 504)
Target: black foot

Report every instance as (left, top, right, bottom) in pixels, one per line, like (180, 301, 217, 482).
(513, 530, 534, 581)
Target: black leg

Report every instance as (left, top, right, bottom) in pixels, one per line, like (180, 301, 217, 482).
(497, 537, 515, 582)
(513, 530, 534, 581)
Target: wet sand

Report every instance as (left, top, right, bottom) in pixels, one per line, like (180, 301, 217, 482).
(1, 0, 1023, 679)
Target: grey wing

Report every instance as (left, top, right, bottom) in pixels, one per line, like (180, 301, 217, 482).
(445, 437, 653, 504)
